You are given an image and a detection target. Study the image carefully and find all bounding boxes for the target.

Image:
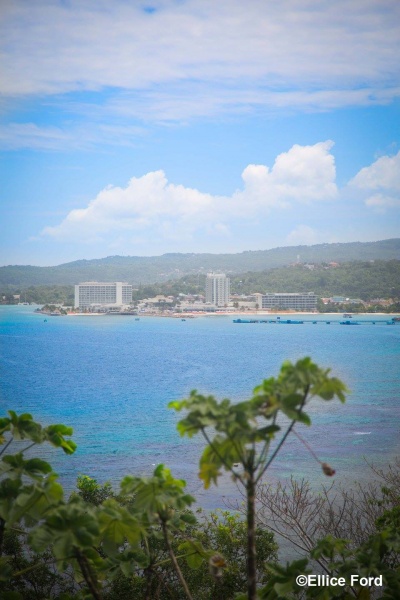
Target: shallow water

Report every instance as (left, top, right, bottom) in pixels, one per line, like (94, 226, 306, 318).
(1, 306, 399, 509)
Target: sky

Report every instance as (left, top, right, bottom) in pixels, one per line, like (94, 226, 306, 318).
(1, 0, 400, 266)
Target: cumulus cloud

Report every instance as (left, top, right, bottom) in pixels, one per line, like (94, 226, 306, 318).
(1, 0, 399, 121)
(350, 151, 400, 190)
(41, 141, 337, 241)
(350, 150, 400, 210)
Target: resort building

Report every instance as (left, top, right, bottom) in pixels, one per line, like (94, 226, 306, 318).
(205, 272, 230, 307)
(257, 292, 317, 311)
(74, 282, 133, 309)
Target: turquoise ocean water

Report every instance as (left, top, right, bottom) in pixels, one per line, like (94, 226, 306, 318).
(1, 306, 399, 509)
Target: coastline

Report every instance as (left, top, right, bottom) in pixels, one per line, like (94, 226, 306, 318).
(62, 310, 398, 318)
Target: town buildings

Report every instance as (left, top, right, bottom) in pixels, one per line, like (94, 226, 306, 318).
(74, 282, 132, 309)
(205, 272, 230, 307)
(73, 278, 318, 313)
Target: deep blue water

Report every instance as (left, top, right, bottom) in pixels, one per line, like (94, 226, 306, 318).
(1, 306, 399, 509)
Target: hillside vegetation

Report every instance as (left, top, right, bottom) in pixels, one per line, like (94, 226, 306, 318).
(4, 260, 399, 305)
(131, 260, 400, 302)
(230, 259, 400, 301)
(1, 238, 399, 287)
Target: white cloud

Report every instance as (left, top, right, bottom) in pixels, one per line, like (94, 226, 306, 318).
(1, 0, 399, 121)
(41, 141, 337, 242)
(285, 225, 320, 246)
(350, 151, 400, 211)
(233, 141, 337, 210)
(350, 151, 400, 191)
(0, 123, 76, 151)
(365, 194, 400, 209)
(0, 122, 145, 151)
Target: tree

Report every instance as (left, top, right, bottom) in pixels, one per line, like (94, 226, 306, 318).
(0, 411, 77, 597)
(182, 509, 277, 599)
(169, 357, 347, 600)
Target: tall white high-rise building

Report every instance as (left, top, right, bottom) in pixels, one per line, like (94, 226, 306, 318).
(74, 282, 132, 309)
(205, 273, 230, 307)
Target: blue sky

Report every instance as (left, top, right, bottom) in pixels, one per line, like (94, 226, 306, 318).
(1, 0, 400, 266)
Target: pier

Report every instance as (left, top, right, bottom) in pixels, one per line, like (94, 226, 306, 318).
(233, 318, 397, 325)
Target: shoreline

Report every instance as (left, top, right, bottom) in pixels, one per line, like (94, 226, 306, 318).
(63, 310, 398, 318)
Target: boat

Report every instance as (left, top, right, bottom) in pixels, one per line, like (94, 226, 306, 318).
(343, 313, 352, 318)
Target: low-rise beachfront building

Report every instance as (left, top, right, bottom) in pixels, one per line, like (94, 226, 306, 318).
(329, 296, 365, 305)
(258, 292, 317, 311)
(141, 295, 174, 305)
(74, 282, 132, 309)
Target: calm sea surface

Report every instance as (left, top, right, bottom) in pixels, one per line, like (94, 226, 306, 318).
(1, 306, 399, 509)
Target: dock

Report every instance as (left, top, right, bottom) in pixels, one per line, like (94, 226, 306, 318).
(232, 318, 397, 325)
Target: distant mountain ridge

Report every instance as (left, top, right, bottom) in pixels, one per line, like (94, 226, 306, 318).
(1, 239, 399, 287)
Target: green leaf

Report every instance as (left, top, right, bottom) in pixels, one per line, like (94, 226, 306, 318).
(98, 499, 142, 556)
(121, 464, 195, 522)
(7, 411, 43, 442)
(44, 424, 77, 454)
(178, 540, 209, 569)
(30, 498, 99, 559)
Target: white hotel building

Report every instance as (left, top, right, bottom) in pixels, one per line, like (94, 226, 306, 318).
(205, 272, 230, 307)
(74, 282, 133, 309)
(254, 292, 317, 311)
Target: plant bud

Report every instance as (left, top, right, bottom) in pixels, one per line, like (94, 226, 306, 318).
(321, 462, 335, 476)
(209, 554, 227, 580)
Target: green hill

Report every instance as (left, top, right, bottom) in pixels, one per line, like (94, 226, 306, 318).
(1, 239, 399, 288)
(130, 260, 400, 302)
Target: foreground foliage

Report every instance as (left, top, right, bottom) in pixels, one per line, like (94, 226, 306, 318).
(1, 358, 399, 598)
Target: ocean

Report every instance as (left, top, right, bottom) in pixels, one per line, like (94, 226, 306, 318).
(1, 306, 399, 509)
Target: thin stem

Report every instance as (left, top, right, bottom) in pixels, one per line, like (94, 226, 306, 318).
(153, 568, 176, 599)
(75, 548, 103, 600)
(154, 551, 201, 568)
(20, 441, 37, 454)
(144, 565, 154, 600)
(255, 439, 271, 472)
(246, 471, 257, 600)
(10, 526, 28, 535)
(12, 561, 45, 579)
(256, 385, 310, 485)
(0, 436, 14, 457)
(255, 421, 296, 485)
(254, 414, 277, 471)
(291, 429, 322, 464)
(160, 520, 193, 600)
